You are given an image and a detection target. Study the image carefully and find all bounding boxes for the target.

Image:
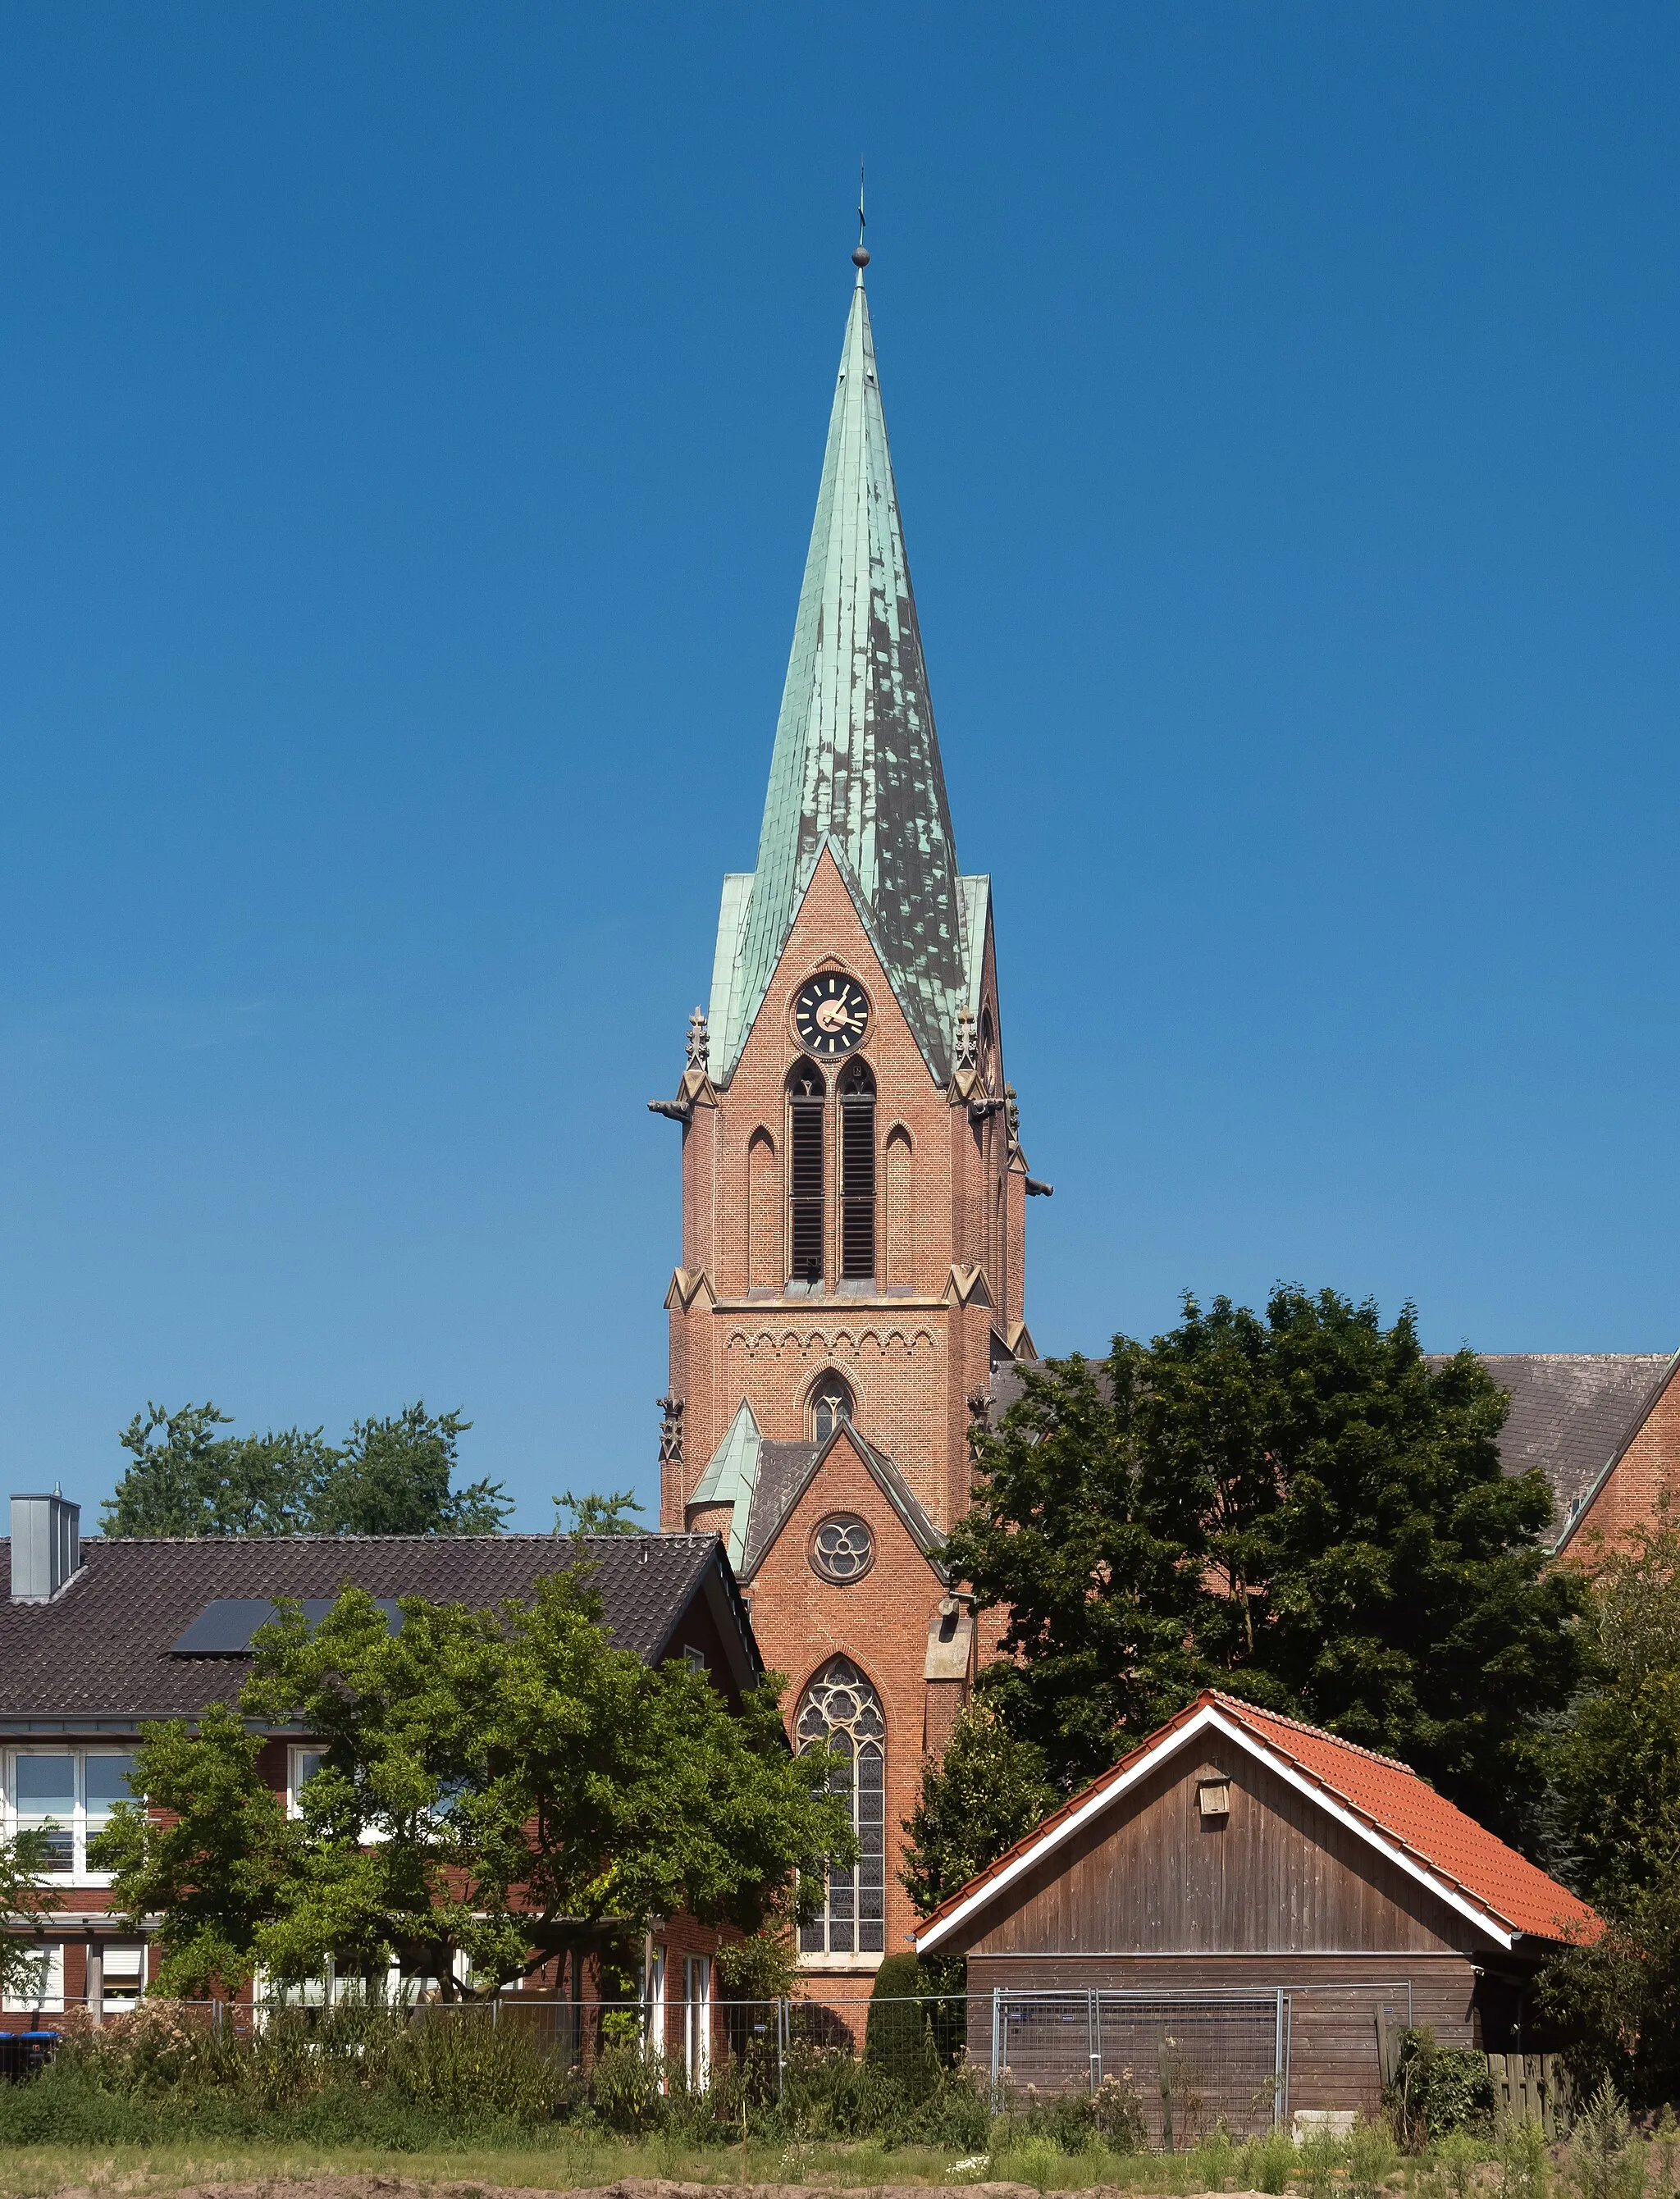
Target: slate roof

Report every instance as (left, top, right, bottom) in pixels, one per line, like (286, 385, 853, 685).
(710, 262, 982, 1086)
(737, 1424, 946, 1585)
(989, 1352, 1675, 1545)
(0, 1534, 757, 1727)
(741, 1440, 820, 1579)
(1469, 1354, 1673, 1536)
(915, 1688, 1597, 1955)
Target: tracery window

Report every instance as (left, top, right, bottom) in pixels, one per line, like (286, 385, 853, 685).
(838, 1059, 876, 1281)
(810, 1514, 874, 1583)
(787, 1065, 827, 1287)
(796, 1658, 885, 1955)
(810, 1371, 854, 1444)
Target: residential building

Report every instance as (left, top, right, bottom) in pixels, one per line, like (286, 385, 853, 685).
(0, 1489, 756, 2032)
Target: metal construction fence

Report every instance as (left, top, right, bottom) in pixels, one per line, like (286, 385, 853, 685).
(988, 1989, 1285, 2144)
(4, 1981, 1561, 2142)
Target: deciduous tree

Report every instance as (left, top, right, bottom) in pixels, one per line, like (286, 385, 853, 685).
(102, 1400, 509, 1537)
(96, 1577, 854, 1996)
(946, 1288, 1582, 1841)
(900, 1703, 1056, 1917)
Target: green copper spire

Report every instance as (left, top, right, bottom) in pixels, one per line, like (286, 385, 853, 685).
(713, 259, 971, 1083)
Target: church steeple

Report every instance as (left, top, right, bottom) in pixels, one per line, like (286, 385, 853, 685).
(710, 257, 970, 1084)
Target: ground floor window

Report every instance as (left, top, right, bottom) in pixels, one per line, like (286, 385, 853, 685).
(795, 1658, 885, 1955)
(98, 1943, 145, 2005)
(3, 1942, 63, 2014)
(682, 1954, 711, 2083)
(644, 1944, 666, 2063)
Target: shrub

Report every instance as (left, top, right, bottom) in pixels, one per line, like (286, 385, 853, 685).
(1388, 2026, 1495, 2147)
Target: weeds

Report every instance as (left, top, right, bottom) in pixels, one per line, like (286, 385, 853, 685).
(1349, 2115, 1402, 2199)
(1495, 2108, 1551, 2199)
(1568, 2081, 1646, 2199)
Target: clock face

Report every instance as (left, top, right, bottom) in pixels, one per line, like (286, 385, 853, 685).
(794, 974, 870, 1056)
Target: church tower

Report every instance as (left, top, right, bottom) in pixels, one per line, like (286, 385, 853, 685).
(651, 243, 1046, 1973)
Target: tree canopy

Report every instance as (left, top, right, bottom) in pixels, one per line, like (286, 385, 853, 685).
(943, 1287, 1582, 1845)
(553, 1488, 646, 1535)
(900, 1703, 1056, 1918)
(102, 1400, 511, 1537)
(1536, 1517, 1680, 2105)
(94, 1576, 855, 1996)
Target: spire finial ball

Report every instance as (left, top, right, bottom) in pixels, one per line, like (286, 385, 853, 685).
(851, 244, 870, 268)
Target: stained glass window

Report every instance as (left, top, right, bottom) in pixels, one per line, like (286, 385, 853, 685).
(795, 1658, 885, 1955)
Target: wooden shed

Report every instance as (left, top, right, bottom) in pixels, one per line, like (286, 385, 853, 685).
(913, 1690, 1593, 2137)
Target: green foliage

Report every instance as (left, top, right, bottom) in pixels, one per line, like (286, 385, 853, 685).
(863, 1959, 942, 2101)
(89, 1705, 290, 1996)
(0, 1827, 63, 2000)
(712, 1927, 799, 2001)
(554, 1488, 646, 1535)
(102, 1398, 509, 1538)
(1650, 2107, 1680, 2199)
(1387, 2027, 1495, 2147)
(1568, 2081, 1645, 2199)
(318, 1406, 509, 1535)
(1548, 1523, 1680, 1907)
(1299, 2122, 1344, 2199)
(1349, 2114, 1402, 2199)
(99, 1578, 855, 1993)
(0, 2001, 577, 2147)
(1495, 2109, 1550, 2199)
(948, 1289, 1581, 1836)
(1244, 2129, 1300, 2194)
(902, 1702, 1057, 1917)
(1538, 1521, 1680, 2108)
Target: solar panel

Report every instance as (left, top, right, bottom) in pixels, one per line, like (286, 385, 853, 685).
(168, 1597, 405, 1655)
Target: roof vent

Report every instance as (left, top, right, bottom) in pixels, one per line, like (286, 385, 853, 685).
(10, 1491, 82, 1603)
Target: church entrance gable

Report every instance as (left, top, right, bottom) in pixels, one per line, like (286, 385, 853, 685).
(741, 1423, 952, 1973)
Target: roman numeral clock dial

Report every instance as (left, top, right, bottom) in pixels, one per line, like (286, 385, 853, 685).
(794, 974, 870, 1056)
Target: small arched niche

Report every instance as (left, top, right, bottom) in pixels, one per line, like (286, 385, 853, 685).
(746, 1127, 779, 1293)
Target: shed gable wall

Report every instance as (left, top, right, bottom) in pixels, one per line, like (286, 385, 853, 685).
(964, 1748, 1474, 1957)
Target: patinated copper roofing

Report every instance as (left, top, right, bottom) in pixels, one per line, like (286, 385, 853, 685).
(710, 262, 984, 1084)
(915, 1688, 1597, 1955)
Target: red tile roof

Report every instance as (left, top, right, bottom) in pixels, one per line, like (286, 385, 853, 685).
(914, 1687, 1598, 1950)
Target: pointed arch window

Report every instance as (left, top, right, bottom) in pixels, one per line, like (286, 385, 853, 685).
(796, 1658, 885, 1955)
(809, 1371, 854, 1445)
(838, 1058, 875, 1282)
(787, 1065, 827, 1288)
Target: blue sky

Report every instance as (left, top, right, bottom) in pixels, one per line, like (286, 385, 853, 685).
(4, 5, 1678, 1527)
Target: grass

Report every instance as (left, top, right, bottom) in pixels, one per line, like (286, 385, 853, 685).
(0, 2128, 1379, 2197)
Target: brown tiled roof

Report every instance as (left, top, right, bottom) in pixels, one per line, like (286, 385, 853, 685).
(0, 1534, 756, 1727)
(915, 1688, 1597, 1953)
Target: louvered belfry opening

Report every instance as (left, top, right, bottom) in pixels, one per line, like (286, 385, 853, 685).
(788, 1064, 827, 1286)
(838, 1058, 876, 1280)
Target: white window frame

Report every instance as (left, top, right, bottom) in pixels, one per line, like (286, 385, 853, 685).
(644, 1944, 666, 2065)
(285, 1745, 326, 1819)
(4, 1748, 140, 1887)
(3, 1941, 64, 2014)
(682, 1954, 710, 2086)
(97, 1942, 146, 2006)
